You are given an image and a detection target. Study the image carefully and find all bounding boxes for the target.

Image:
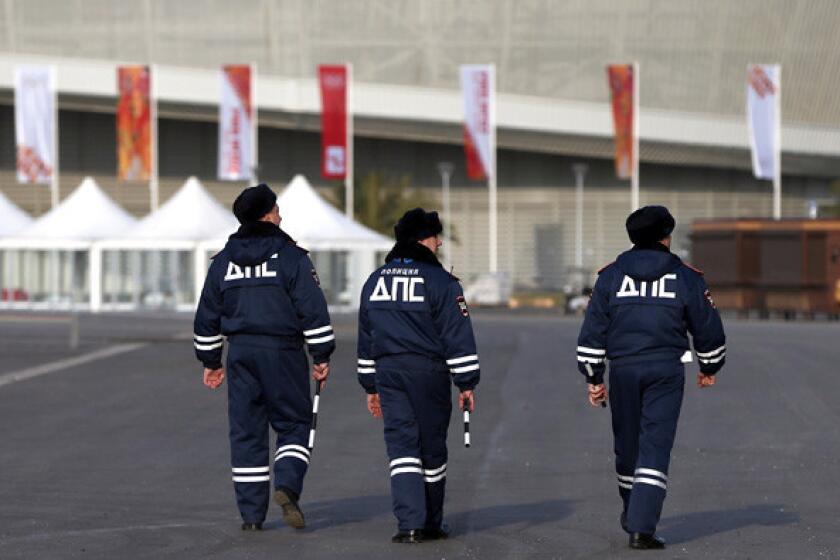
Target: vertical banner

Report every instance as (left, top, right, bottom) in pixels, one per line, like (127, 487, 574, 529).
(15, 65, 56, 184)
(218, 64, 255, 181)
(747, 64, 780, 181)
(460, 64, 498, 274)
(117, 66, 152, 181)
(607, 64, 635, 180)
(318, 64, 349, 180)
(459, 65, 495, 181)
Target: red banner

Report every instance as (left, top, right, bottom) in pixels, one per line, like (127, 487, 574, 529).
(607, 64, 635, 180)
(117, 66, 152, 181)
(318, 65, 348, 179)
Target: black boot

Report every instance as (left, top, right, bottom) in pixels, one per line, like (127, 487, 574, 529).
(423, 523, 450, 540)
(274, 487, 305, 529)
(620, 511, 630, 533)
(241, 522, 263, 531)
(629, 532, 666, 549)
(392, 529, 423, 543)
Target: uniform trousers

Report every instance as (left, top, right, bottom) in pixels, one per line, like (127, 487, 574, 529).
(609, 357, 685, 535)
(226, 342, 313, 523)
(376, 354, 452, 531)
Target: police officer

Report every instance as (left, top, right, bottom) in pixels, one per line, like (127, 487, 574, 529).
(357, 208, 480, 543)
(576, 206, 725, 550)
(194, 183, 335, 531)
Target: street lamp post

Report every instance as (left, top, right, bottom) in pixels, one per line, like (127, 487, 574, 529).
(437, 162, 455, 269)
(572, 163, 589, 291)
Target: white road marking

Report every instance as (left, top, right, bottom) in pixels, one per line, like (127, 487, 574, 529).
(0, 343, 147, 389)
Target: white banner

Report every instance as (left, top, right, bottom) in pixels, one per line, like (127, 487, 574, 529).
(15, 65, 56, 184)
(459, 65, 495, 181)
(747, 64, 780, 181)
(218, 65, 254, 181)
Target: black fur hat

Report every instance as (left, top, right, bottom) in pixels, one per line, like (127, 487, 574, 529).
(626, 205, 675, 245)
(232, 183, 277, 225)
(394, 208, 444, 243)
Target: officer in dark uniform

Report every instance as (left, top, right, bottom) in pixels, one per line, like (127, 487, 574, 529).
(357, 208, 480, 544)
(576, 205, 725, 550)
(194, 183, 335, 531)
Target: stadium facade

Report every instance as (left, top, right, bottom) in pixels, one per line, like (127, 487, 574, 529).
(0, 0, 839, 292)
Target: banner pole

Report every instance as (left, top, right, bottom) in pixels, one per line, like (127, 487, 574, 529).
(251, 62, 258, 183)
(489, 65, 498, 274)
(150, 64, 159, 211)
(346, 63, 354, 219)
(773, 65, 782, 220)
(631, 61, 640, 212)
(50, 65, 59, 209)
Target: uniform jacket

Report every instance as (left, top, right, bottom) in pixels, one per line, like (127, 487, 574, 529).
(193, 221, 335, 369)
(357, 241, 480, 394)
(577, 243, 726, 384)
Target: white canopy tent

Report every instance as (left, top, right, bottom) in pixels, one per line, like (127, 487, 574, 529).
(276, 174, 393, 251)
(200, 175, 393, 308)
(0, 191, 33, 303)
(96, 176, 239, 311)
(0, 177, 137, 309)
(0, 190, 33, 236)
(278, 174, 392, 307)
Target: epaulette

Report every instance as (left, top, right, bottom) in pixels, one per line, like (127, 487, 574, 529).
(597, 262, 614, 275)
(684, 262, 704, 275)
(283, 241, 309, 256)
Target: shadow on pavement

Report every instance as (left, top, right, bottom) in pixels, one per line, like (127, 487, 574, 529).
(277, 494, 392, 531)
(659, 504, 799, 544)
(447, 499, 575, 534)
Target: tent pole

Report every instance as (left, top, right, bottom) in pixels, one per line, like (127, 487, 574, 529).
(89, 245, 102, 313)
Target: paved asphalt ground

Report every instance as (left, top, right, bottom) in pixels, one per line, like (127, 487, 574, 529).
(0, 310, 838, 559)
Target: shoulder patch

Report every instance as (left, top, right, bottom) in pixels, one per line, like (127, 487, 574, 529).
(597, 262, 614, 275)
(311, 268, 321, 287)
(684, 262, 704, 275)
(704, 289, 716, 308)
(456, 295, 469, 317)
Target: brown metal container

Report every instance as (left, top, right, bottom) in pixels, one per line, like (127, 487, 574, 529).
(691, 219, 840, 314)
(690, 220, 763, 311)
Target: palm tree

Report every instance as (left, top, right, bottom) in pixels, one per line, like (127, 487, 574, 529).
(330, 171, 437, 235)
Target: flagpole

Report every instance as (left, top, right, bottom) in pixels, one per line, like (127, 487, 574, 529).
(489, 65, 498, 274)
(345, 63, 354, 219)
(773, 65, 782, 220)
(150, 64, 159, 211)
(50, 65, 59, 209)
(251, 62, 259, 183)
(631, 61, 640, 211)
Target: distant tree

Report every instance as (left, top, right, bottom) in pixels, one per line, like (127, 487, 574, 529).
(330, 171, 437, 235)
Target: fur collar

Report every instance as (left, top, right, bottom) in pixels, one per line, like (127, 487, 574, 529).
(385, 241, 443, 268)
(230, 221, 295, 243)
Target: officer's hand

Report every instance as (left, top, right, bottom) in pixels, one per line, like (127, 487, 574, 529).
(588, 383, 607, 407)
(312, 362, 330, 389)
(367, 393, 382, 418)
(697, 373, 716, 388)
(203, 367, 225, 389)
(459, 390, 475, 412)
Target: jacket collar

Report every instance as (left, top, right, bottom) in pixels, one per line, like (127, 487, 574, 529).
(631, 241, 671, 253)
(229, 221, 296, 243)
(385, 241, 443, 268)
